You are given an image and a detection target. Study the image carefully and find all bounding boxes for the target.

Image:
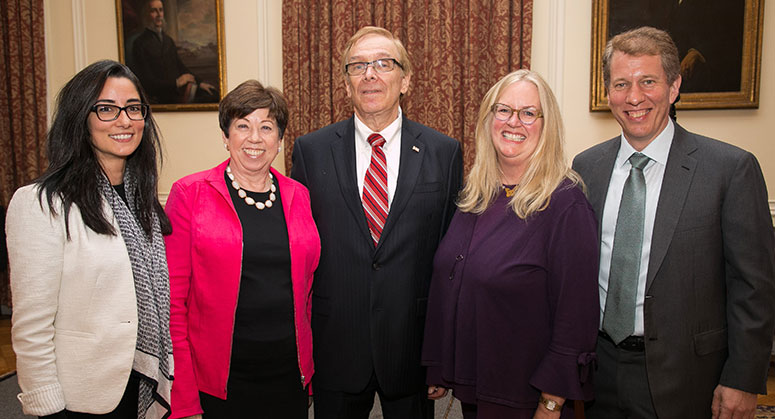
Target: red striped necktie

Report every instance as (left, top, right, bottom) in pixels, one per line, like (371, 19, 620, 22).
(363, 133, 388, 246)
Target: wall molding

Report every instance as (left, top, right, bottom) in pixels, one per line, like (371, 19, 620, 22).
(44, 0, 54, 123)
(71, 0, 87, 72)
(256, 0, 271, 86)
(544, 0, 565, 107)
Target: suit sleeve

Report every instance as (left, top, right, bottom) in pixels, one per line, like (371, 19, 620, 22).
(290, 139, 310, 187)
(529, 195, 600, 401)
(7, 186, 67, 415)
(718, 152, 775, 394)
(164, 182, 204, 418)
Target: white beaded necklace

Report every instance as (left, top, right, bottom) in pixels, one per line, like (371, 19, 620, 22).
(226, 165, 276, 210)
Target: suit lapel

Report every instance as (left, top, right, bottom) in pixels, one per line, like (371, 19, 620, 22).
(378, 117, 424, 251)
(646, 125, 698, 292)
(586, 138, 621, 234)
(330, 118, 373, 245)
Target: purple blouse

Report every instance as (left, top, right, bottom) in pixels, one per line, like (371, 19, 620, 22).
(422, 180, 599, 409)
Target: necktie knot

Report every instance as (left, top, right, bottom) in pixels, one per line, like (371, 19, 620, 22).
(368, 133, 386, 148)
(629, 152, 650, 171)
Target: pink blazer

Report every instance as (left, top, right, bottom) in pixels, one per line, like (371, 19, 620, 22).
(164, 160, 320, 418)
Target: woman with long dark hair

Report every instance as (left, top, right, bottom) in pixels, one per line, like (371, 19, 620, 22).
(6, 59, 173, 418)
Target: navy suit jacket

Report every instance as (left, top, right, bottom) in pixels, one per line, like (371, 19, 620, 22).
(573, 123, 775, 417)
(291, 115, 463, 396)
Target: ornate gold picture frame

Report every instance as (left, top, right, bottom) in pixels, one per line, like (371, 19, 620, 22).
(116, 0, 226, 111)
(590, 0, 764, 111)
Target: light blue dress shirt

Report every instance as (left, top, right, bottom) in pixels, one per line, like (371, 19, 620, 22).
(599, 119, 675, 336)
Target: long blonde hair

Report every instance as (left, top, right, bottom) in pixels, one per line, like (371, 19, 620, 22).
(458, 69, 583, 219)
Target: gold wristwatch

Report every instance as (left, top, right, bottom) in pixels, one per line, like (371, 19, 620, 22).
(539, 395, 563, 412)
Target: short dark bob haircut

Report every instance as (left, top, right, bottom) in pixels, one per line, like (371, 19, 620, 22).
(218, 79, 289, 139)
(36, 59, 170, 237)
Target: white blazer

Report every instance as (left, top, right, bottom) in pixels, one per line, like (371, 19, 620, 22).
(6, 184, 138, 416)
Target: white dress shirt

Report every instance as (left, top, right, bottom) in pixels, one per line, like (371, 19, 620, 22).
(354, 108, 402, 210)
(599, 119, 675, 336)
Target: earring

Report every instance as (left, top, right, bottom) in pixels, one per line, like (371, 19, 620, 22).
(223, 143, 229, 151)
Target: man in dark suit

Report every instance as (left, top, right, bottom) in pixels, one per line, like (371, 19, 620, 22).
(291, 26, 462, 419)
(573, 27, 775, 418)
(130, 0, 217, 104)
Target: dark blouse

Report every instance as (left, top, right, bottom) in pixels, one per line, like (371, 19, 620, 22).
(112, 183, 127, 205)
(225, 172, 295, 343)
(422, 180, 600, 409)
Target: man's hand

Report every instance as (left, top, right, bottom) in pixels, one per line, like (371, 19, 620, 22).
(427, 385, 447, 400)
(680, 48, 706, 80)
(711, 384, 757, 419)
(199, 82, 216, 95)
(176, 73, 196, 88)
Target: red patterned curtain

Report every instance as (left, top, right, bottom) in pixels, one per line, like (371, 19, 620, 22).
(0, 0, 48, 307)
(282, 0, 532, 174)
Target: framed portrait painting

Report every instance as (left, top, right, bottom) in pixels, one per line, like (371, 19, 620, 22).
(116, 0, 225, 111)
(590, 0, 764, 111)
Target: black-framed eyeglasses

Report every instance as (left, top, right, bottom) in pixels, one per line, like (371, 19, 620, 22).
(345, 58, 403, 76)
(90, 104, 149, 121)
(491, 103, 543, 125)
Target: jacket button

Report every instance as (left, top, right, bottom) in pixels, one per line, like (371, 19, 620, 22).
(372, 263, 380, 270)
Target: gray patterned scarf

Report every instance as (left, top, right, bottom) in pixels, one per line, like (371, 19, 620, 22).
(101, 170, 172, 419)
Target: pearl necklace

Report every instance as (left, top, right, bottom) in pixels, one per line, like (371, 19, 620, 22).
(226, 166, 276, 210)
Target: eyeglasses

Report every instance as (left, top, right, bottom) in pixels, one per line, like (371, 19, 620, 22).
(90, 103, 149, 121)
(491, 103, 543, 125)
(345, 58, 403, 76)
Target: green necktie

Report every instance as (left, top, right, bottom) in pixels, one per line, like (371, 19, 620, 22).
(603, 152, 650, 344)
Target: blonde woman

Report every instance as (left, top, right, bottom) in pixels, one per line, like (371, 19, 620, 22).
(422, 70, 599, 418)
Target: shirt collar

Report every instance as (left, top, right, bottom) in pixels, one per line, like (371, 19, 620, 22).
(616, 118, 674, 168)
(354, 107, 403, 148)
(146, 26, 164, 41)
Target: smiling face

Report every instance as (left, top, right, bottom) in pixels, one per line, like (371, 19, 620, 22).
(344, 33, 410, 130)
(223, 107, 280, 188)
(607, 51, 681, 150)
(490, 80, 543, 183)
(88, 77, 144, 183)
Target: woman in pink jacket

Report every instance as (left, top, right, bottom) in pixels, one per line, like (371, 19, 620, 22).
(164, 80, 320, 419)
